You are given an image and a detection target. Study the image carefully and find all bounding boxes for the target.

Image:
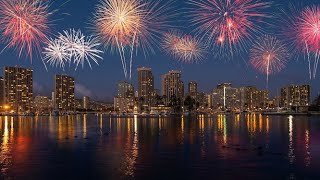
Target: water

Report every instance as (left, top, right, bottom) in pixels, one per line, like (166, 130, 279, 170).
(0, 114, 320, 179)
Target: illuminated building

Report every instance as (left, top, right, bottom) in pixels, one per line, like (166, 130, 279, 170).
(83, 96, 90, 109)
(188, 81, 197, 99)
(0, 77, 4, 105)
(114, 81, 135, 113)
(137, 67, 154, 112)
(34, 96, 51, 114)
(4, 66, 33, 112)
(280, 85, 310, 107)
(54, 75, 75, 111)
(239, 86, 269, 111)
(211, 83, 240, 111)
(117, 81, 134, 98)
(161, 70, 184, 105)
(114, 97, 135, 113)
(206, 94, 212, 108)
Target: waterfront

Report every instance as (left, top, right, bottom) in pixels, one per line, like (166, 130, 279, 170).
(0, 115, 320, 179)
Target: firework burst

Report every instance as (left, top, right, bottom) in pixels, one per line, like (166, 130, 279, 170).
(280, 5, 320, 79)
(297, 6, 320, 79)
(188, 0, 270, 58)
(0, 0, 52, 58)
(162, 31, 205, 63)
(93, 0, 174, 79)
(43, 29, 103, 70)
(250, 35, 289, 88)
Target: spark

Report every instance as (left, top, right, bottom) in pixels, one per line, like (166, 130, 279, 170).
(188, 0, 270, 59)
(162, 31, 206, 63)
(297, 6, 320, 79)
(93, 0, 173, 79)
(43, 29, 103, 70)
(0, 0, 52, 58)
(250, 35, 289, 88)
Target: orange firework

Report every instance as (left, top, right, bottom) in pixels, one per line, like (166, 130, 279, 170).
(0, 0, 52, 58)
(162, 31, 205, 63)
(93, 0, 174, 79)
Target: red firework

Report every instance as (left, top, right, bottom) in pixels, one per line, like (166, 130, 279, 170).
(188, 0, 270, 57)
(0, 0, 51, 58)
(297, 5, 320, 53)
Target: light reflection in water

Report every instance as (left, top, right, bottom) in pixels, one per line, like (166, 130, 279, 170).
(0, 115, 319, 179)
(0, 116, 13, 176)
(122, 116, 139, 177)
(288, 116, 295, 164)
(305, 130, 311, 167)
(83, 114, 87, 138)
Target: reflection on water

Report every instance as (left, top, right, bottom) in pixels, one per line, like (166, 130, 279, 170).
(0, 114, 320, 179)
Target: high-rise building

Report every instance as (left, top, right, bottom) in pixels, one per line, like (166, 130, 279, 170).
(54, 75, 75, 111)
(4, 67, 33, 112)
(0, 77, 4, 106)
(34, 96, 51, 114)
(114, 97, 135, 113)
(83, 96, 90, 109)
(281, 85, 310, 107)
(239, 86, 269, 111)
(188, 81, 198, 99)
(114, 81, 135, 113)
(161, 70, 184, 105)
(117, 81, 134, 98)
(211, 83, 240, 110)
(137, 67, 154, 112)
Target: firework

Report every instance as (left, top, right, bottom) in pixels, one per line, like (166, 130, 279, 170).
(0, 0, 52, 58)
(93, 0, 173, 79)
(43, 29, 103, 70)
(250, 35, 289, 88)
(188, 0, 270, 58)
(297, 6, 320, 53)
(43, 38, 69, 69)
(162, 31, 205, 63)
(297, 6, 320, 79)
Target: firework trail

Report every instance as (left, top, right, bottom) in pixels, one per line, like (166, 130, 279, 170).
(43, 29, 103, 70)
(93, 0, 174, 79)
(250, 35, 289, 89)
(162, 31, 206, 63)
(0, 0, 52, 59)
(188, 0, 271, 59)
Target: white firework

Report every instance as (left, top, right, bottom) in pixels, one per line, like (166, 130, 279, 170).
(43, 29, 103, 70)
(43, 38, 69, 69)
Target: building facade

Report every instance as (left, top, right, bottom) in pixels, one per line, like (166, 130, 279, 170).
(161, 70, 184, 106)
(4, 67, 33, 112)
(117, 81, 134, 98)
(188, 81, 198, 99)
(281, 85, 310, 107)
(137, 67, 154, 112)
(239, 86, 269, 111)
(114, 81, 135, 113)
(211, 83, 240, 111)
(54, 75, 75, 111)
(34, 96, 51, 114)
(83, 96, 90, 109)
(0, 77, 4, 106)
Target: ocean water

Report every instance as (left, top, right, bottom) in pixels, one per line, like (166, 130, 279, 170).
(0, 114, 319, 179)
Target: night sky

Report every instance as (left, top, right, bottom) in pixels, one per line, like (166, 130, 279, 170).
(0, 0, 319, 101)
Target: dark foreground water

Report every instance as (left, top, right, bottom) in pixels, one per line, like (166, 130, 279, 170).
(0, 114, 320, 179)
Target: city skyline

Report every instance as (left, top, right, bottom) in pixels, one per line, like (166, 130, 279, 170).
(0, 0, 319, 101)
(0, 65, 316, 103)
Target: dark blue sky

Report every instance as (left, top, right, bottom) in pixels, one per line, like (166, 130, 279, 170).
(0, 0, 319, 101)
